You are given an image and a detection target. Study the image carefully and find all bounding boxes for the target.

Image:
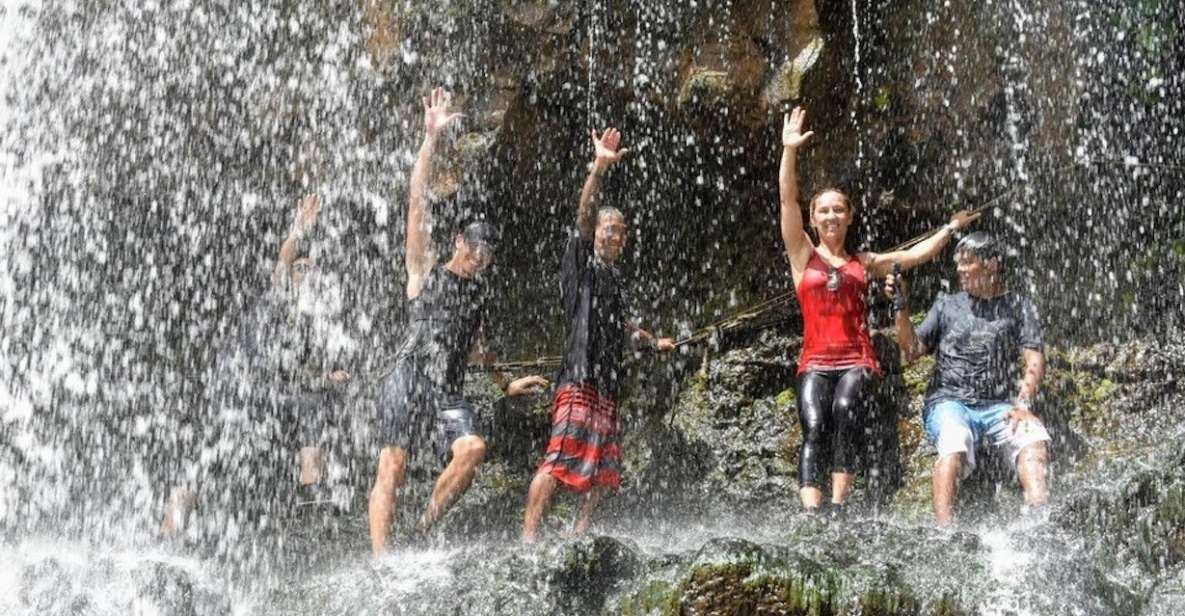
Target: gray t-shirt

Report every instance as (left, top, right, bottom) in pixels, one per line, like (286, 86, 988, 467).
(916, 291, 1043, 411)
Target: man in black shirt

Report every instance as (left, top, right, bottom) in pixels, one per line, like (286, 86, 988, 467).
(368, 88, 546, 554)
(521, 127, 675, 543)
(888, 232, 1050, 527)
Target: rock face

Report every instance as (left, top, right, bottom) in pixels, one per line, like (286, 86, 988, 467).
(4, 0, 1184, 614)
(631, 330, 906, 515)
(422, 330, 1183, 615)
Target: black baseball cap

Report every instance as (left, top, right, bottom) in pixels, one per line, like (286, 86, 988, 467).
(461, 220, 499, 252)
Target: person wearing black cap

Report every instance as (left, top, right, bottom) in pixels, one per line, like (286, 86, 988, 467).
(368, 87, 547, 554)
(886, 231, 1050, 527)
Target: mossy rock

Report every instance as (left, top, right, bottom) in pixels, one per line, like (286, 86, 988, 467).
(677, 561, 840, 616)
(549, 535, 644, 613)
(678, 70, 738, 112)
(616, 579, 679, 616)
(901, 355, 935, 399)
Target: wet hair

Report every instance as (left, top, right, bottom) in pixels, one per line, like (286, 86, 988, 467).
(597, 206, 626, 224)
(809, 188, 853, 216)
(954, 231, 1006, 271)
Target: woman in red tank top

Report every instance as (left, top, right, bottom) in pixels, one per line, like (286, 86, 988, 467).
(778, 107, 978, 515)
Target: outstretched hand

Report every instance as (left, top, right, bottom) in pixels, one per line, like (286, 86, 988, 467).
(507, 375, 550, 397)
(782, 107, 815, 149)
(423, 87, 463, 138)
(656, 338, 677, 352)
(294, 194, 321, 231)
(591, 128, 630, 172)
(949, 209, 981, 231)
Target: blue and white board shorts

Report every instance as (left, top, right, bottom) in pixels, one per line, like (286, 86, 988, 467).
(924, 400, 1051, 479)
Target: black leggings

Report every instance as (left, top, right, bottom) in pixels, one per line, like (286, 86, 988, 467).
(796, 367, 874, 489)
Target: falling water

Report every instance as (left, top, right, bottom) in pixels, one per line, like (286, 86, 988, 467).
(1, 0, 1183, 614)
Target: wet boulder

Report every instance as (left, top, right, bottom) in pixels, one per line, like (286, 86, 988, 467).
(548, 535, 643, 613)
(1146, 568, 1185, 616)
(502, 0, 579, 35)
(18, 558, 90, 615)
(615, 529, 978, 616)
(657, 330, 906, 514)
(130, 561, 197, 616)
(130, 561, 230, 616)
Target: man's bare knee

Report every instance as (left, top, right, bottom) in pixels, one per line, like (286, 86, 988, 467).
(1018, 442, 1049, 466)
(451, 437, 487, 466)
(935, 452, 966, 470)
(530, 472, 556, 492)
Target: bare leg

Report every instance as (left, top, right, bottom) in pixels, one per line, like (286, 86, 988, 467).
(799, 486, 824, 511)
(368, 446, 409, 555)
(416, 436, 487, 532)
(1016, 442, 1050, 508)
(932, 453, 964, 527)
(522, 473, 560, 543)
(299, 446, 323, 486)
(573, 486, 607, 536)
(160, 487, 197, 538)
(830, 472, 854, 505)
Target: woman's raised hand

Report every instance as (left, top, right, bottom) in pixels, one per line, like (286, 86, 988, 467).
(423, 87, 463, 138)
(782, 107, 815, 149)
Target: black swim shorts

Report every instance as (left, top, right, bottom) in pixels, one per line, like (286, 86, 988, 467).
(377, 357, 481, 462)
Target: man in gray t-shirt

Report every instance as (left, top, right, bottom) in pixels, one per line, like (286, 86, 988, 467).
(887, 232, 1050, 527)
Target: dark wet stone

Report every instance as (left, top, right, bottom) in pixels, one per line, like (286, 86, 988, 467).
(548, 535, 643, 613)
(18, 558, 90, 615)
(1146, 568, 1185, 616)
(692, 536, 769, 566)
(131, 561, 197, 616)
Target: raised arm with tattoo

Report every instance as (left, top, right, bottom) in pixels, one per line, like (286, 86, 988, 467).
(405, 87, 463, 300)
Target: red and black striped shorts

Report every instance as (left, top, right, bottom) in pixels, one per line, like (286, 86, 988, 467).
(535, 382, 622, 493)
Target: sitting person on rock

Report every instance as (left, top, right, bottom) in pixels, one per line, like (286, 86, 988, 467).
(777, 107, 978, 516)
(520, 127, 676, 543)
(886, 231, 1050, 526)
(368, 87, 547, 554)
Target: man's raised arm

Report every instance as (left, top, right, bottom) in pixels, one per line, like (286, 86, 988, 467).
(405, 87, 462, 298)
(576, 128, 629, 238)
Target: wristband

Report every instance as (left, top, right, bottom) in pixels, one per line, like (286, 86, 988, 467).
(1014, 396, 1033, 411)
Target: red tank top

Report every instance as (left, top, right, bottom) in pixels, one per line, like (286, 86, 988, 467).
(796, 252, 881, 375)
